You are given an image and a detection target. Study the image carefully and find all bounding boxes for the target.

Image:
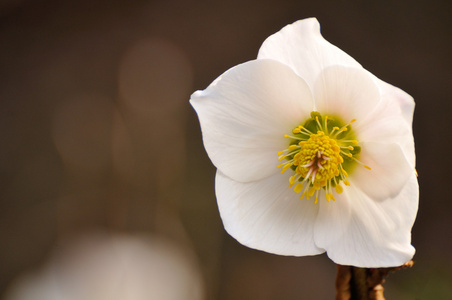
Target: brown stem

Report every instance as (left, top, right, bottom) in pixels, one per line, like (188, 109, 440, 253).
(335, 261, 414, 300)
(351, 267, 369, 300)
(335, 265, 352, 300)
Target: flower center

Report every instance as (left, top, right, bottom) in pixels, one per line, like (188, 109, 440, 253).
(277, 111, 370, 203)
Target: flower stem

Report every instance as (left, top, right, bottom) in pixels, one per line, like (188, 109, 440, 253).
(351, 267, 368, 299)
(335, 261, 414, 300)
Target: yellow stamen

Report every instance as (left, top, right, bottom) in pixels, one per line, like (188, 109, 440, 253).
(294, 183, 303, 193)
(278, 112, 369, 204)
(281, 163, 292, 173)
(288, 145, 298, 151)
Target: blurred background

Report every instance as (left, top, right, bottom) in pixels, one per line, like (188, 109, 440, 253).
(0, 0, 451, 299)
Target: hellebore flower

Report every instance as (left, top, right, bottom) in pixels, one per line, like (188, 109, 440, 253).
(190, 18, 418, 267)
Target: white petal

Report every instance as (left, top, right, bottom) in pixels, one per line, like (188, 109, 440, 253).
(314, 175, 418, 267)
(215, 171, 324, 256)
(312, 65, 381, 125)
(374, 77, 415, 126)
(352, 142, 413, 201)
(258, 18, 361, 90)
(190, 59, 314, 183)
(357, 83, 416, 168)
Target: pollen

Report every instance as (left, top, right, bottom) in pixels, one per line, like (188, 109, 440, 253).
(277, 111, 370, 203)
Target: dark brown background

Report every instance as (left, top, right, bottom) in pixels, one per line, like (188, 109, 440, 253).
(1, 0, 451, 299)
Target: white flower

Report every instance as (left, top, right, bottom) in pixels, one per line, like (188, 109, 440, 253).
(4, 234, 204, 300)
(190, 18, 418, 267)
